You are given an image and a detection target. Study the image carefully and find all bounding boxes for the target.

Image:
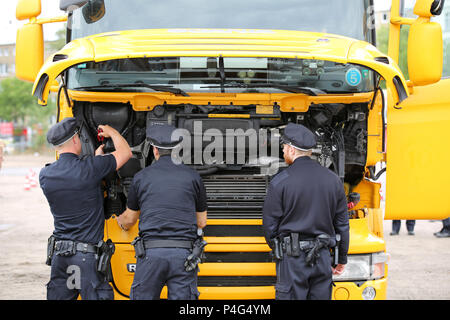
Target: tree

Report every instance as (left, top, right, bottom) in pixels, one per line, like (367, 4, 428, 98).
(0, 77, 57, 151)
(376, 24, 410, 80)
(47, 27, 67, 52)
(0, 77, 55, 125)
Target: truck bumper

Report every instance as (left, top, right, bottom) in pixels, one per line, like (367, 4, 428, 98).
(332, 278, 387, 300)
(112, 278, 387, 300)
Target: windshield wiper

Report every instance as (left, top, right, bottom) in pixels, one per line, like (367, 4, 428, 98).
(201, 83, 320, 96)
(73, 83, 190, 96)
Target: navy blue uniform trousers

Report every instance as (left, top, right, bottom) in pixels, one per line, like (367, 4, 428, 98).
(47, 252, 114, 300)
(275, 247, 333, 300)
(392, 220, 415, 233)
(130, 248, 199, 300)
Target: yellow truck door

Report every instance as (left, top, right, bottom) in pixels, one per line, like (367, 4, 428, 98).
(385, 78, 450, 220)
(385, 0, 449, 220)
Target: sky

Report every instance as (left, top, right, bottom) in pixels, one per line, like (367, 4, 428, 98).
(0, 0, 417, 45)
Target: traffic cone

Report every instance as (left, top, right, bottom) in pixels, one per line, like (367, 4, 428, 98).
(24, 175, 31, 191)
(29, 169, 38, 188)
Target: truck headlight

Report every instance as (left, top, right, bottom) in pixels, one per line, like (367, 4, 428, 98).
(332, 252, 387, 282)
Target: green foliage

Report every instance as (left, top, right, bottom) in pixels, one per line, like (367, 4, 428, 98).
(0, 77, 55, 125)
(443, 40, 450, 78)
(377, 24, 450, 79)
(47, 27, 67, 52)
(0, 77, 56, 151)
(376, 24, 410, 80)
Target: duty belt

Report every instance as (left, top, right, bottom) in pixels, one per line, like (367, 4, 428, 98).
(283, 233, 331, 266)
(272, 233, 332, 266)
(144, 239, 193, 249)
(132, 237, 194, 259)
(54, 240, 97, 256)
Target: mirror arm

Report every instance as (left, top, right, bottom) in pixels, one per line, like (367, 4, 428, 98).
(34, 16, 68, 25)
(390, 16, 415, 26)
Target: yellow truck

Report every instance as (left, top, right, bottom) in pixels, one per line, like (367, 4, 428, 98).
(15, 0, 450, 300)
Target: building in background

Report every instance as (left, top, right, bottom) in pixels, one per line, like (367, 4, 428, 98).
(0, 44, 15, 79)
(0, 41, 60, 80)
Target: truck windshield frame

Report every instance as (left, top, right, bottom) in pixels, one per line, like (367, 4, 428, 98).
(68, 0, 375, 43)
(67, 57, 376, 94)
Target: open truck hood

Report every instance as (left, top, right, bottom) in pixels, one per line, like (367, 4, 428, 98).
(32, 28, 407, 105)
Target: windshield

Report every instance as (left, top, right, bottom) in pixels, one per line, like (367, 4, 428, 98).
(69, 0, 374, 43)
(67, 57, 376, 94)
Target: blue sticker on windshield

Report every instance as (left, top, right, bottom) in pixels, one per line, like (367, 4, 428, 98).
(345, 68, 362, 86)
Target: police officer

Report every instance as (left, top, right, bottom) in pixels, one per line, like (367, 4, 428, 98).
(262, 123, 349, 300)
(40, 117, 132, 300)
(116, 123, 208, 300)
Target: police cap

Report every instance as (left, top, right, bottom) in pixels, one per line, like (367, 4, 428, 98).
(281, 123, 316, 151)
(146, 123, 182, 149)
(46, 117, 79, 146)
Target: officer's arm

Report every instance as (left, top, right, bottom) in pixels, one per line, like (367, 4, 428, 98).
(116, 207, 140, 231)
(195, 176, 208, 229)
(262, 183, 283, 248)
(97, 125, 132, 170)
(333, 182, 350, 265)
(117, 174, 140, 231)
(196, 211, 207, 229)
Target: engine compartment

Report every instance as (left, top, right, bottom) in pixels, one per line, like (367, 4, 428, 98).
(72, 100, 369, 219)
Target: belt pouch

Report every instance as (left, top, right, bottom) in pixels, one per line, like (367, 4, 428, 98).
(283, 236, 292, 256)
(55, 240, 76, 257)
(46, 235, 56, 265)
(131, 237, 146, 258)
(290, 233, 300, 257)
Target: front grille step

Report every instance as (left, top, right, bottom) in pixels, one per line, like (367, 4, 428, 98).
(198, 276, 276, 287)
(204, 252, 272, 263)
(204, 175, 269, 219)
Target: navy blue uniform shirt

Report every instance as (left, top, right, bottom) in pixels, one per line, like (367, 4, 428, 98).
(262, 156, 349, 264)
(39, 153, 117, 244)
(127, 155, 207, 241)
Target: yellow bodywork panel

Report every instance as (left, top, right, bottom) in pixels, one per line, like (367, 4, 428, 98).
(367, 208, 384, 239)
(32, 29, 407, 106)
(386, 78, 450, 220)
(68, 90, 374, 113)
(347, 217, 385, 254)
(366, 89, 384, 167)
(352, 179, 381, 211)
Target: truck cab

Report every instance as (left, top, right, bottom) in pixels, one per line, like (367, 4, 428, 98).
(15, 0, 450, 300)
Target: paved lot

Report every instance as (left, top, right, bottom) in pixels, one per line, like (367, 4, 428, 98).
(0, 154, 448, 300)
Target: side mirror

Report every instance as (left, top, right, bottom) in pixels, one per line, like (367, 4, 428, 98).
(389, 0, 445, 87)
(16, 0, 41, 21)
(15, 0, 43, 82)
(60, 0, 88, 11)
(15, 23, 44, 82)
(413, 0, 445, 17)
(407, 21, 443, 86)
(82, 0, 106, 24)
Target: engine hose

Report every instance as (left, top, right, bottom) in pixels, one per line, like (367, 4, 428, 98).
(374, 167, 386, 180)
(368, 166, 386, 180)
